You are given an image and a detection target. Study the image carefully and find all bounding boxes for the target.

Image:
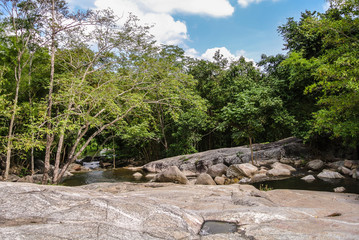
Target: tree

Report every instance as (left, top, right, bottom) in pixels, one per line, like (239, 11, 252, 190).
(220, 59, 295, 164)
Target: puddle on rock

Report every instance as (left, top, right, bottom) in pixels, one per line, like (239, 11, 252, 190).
(199, 221, 238, 236)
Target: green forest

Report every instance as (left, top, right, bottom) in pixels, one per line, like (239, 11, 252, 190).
(0, 0, 358, 184)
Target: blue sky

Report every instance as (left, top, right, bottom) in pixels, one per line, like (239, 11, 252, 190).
(69, 0, 329, 62)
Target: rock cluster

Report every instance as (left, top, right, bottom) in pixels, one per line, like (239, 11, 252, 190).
(143, 137, 359, 185)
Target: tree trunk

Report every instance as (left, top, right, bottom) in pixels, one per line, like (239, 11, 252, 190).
(42, 0, 56, 184)
(249, 136, 254, 165)
(4, 78, 19, 180)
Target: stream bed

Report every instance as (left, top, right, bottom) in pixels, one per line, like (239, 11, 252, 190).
(61, 168, 359, 194)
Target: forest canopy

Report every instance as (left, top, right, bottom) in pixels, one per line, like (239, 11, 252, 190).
(0, 0, 358, 183)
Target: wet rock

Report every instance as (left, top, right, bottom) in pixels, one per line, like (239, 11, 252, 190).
(226, 163, 258, 178)
(339, 166, 352, 176)
(153, 166, 189, 184)
(133, 172, 143, 179)
(251, 173, 269, 183)
(214, 176, 226, 185)
(334, 186, 346, 193)
(301, 175, 316, 182)
(68, 163, 84, 172)
(195, 173, 216, 185)
(207, 163, 228, 178)
(306, 159, 324, 171)
(317, 169, 345, 179)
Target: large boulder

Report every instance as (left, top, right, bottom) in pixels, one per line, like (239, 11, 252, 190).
(266, 168, 291, 177)
(226, 163, 258, 178)
(271, 162, 296, 172)
(306, 159, 324, 171)
(206, 163, 228, 178)
(317, 169, 345, 179)
(153, 166, 189, 184)
(143, 137, 310, 174)
(195, 173, 216, 185)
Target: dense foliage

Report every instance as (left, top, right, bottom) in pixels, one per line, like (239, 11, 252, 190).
(0, 0, 357, 183)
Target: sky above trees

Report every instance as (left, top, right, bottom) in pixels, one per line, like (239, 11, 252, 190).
(67, 0, 330, 62)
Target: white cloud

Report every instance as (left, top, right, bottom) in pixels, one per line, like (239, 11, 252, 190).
(92, 0, 235, 46)
(237, 0, 279, 8)
(188, 47, 255, 64)
(139, 0, 234, 17)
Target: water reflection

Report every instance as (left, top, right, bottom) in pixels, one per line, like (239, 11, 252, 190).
(61, 168, 148, 186)
(252, 176, 359, 194)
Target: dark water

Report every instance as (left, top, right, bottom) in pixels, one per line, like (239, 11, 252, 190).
(199, 221, 237, 236)
(62, 169, 359, 194)
(61, 168, 148, 186)
(252, 176, 359, 194)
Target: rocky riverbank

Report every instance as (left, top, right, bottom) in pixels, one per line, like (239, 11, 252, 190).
(1, 181, 359, 239)
(139, 137, 359, 190)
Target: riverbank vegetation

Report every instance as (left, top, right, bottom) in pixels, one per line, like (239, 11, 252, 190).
(0, 0, 358, 183)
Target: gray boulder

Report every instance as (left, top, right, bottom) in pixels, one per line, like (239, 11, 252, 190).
(195, 173, 216, 185)
(206, 163, 228, 178)
(271, 162, 296, 172)
(226, 163, 258, 178)
(317, 169, 344, 179)
(339, 166, 352, 176)
(301, 175, 316, 182)
(334, 186, 346, 193)
(153, 166, 189, 184)
(266, 168, 291, 177)
(214, 176, 226, 185)
(306, 159, 324, 171)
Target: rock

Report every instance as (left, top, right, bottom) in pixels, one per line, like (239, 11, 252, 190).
(195, 173, 216, 185)
(344, 160, 353, 169)
(326, 161, 345, 171)
(251, 173, 269, 182)
(145, 173, 156, 179)
(68, 163, 83, 172)
(301, 175, 316, 182)
(153, 166, 189, 184)
(143, 137, 310, 174)
(271, 162, 296, 172)
(182, 170, 197, 177)
(17, 175, 34, 183)
(266, 168, 291, 177)
(133, 172, 143, 179)
(214, 176, 226, 185)
(306, 159, 324, 171)
(125, 166, 143, 171)
(317, 169, 345, 179)
(280, 158, 294, 165)
(6, 174, 20, 182)
(1, 182, 359, 239)
(239, 177, 251, 183)
(226, 163, 258, 178)
(339, 166, 352, 176)
(334, 187, 346, 193)
(206, 163, 228, 178)
(352, 168, 359, 180)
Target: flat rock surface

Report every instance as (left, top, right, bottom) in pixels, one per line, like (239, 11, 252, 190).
(1, 182, 359, 240)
